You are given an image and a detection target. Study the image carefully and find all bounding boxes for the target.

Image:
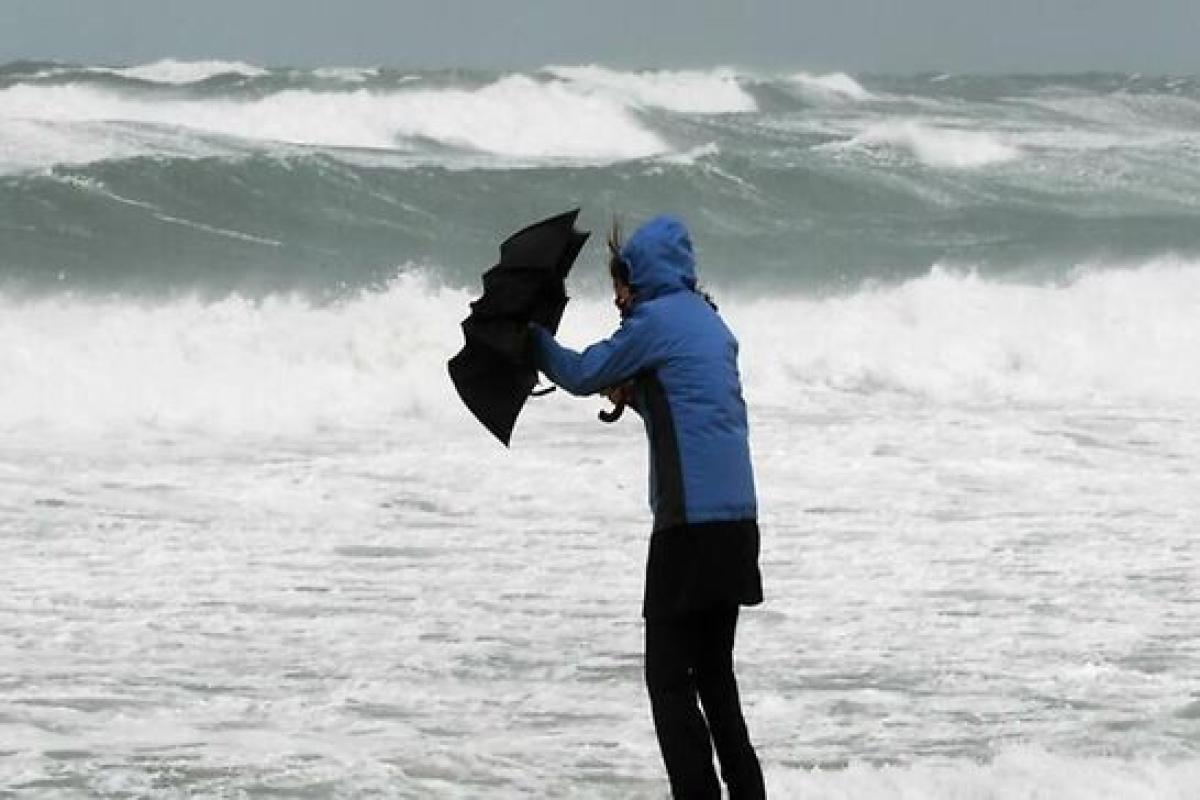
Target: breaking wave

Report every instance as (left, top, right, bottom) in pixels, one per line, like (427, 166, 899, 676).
(732, 260, 1200, 407)
(2, 262, 1198, 440)
(0, 76, 666, 163)
(789, 71, 875, 102)
(2, 65, 1200, 301)
(545, 65, 757, 113)
(843, 121, 1020, 168)
(101, 58, 269, 84)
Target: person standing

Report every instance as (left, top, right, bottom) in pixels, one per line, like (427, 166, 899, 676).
(529, 214, 766, 799)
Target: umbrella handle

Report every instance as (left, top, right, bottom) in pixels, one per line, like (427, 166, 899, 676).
(598, 400, 626, 423)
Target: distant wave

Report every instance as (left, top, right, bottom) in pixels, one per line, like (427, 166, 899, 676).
(0, 117, 200, 174)
(4, 65, 1198, 177)
(789, 71, 875, 102)
(3, 66, 1200, 299)
(311, 66, 385, 82)
(843, 121, 1020, 168)
(545, 65, 757, 113)
(1024, 90, 1200, 132)
(100, 58, 269, 84)
(0, 76, 667, 164)
(0, 64, 763, 171)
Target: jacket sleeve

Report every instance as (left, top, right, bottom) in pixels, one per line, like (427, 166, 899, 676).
(529, 311, 660, 397)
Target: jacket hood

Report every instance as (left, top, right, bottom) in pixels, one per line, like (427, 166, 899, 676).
(621, 214, 697, 300)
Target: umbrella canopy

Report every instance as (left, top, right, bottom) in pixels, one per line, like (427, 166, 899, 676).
(448, 209, 590, 445)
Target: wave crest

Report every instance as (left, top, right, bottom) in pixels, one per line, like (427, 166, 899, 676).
(0, 76, 667, 164)
(790, 71, 874, 102)
(732, 261, 1200, 407)
(845, 121, 1020, 168)
(4, 262, 1196, 439)
(0, 273, 469, 438)
(104, 59, 269, 84)
(545, 65, 757, 113)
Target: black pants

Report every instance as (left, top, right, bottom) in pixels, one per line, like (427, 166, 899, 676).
(645, 606, 765, 799)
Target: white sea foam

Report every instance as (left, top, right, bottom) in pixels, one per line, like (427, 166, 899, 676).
(0, 273, 475, 439)
(790, 71, 875, 102)
(773, 750, 1200, 800)
(730, 260, 1200, 408)
(844, 120, 1020, 168)
(0, 119, 145, 173)
(0, 77, 666, 165)
(1027, 91, 1200, 131)
(0, 117, 245, 174)
(545, 65, 757, 113)
(652, 141, 722, 166)
(103, 59, 269, 84)
(2, 262, 1198, 440)
(311, 66, 385, 82)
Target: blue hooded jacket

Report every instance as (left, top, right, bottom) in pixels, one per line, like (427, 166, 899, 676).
(530, 214, 757, 531)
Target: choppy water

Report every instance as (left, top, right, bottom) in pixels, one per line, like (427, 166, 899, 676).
(1, 61, 1199, 797)
(3, 62, 1200, 294)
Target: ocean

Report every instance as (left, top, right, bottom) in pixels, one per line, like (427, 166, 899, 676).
(1, 60, 1198, 798)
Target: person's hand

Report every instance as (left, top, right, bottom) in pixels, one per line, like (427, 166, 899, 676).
(603, 383, 631, 405)
(599, 382, 633, 423)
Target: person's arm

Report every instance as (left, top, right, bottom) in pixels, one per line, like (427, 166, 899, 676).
(529, 312, 658, 397)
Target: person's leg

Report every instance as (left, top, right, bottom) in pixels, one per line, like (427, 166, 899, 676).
(645, 614, 721, 799)
(695, 607, 765, 800)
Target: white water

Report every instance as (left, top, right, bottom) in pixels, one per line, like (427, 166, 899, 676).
(2, 373, 1196, 797)
(733, 261, 1200, 407)
(790, 71, 875, 102)
(4, 66, 1199, 182)
(2, 265, 1198, 796)
(843, 120, 1021, 168)
(102, 59, 268, 84)
(2, 61, 1199, 793)
(546, 65, 758, 113)
(2, 264, 1199, 439)
(0, 76, 668, 165)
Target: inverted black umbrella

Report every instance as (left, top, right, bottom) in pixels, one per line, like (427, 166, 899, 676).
(448, 209, 590, 445)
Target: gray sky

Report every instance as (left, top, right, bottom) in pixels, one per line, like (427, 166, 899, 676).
(3, 0, 1199, 74)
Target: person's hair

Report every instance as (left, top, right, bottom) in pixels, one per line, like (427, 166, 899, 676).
(607, 219, 631, 286)
(608, 215, 719, 312)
